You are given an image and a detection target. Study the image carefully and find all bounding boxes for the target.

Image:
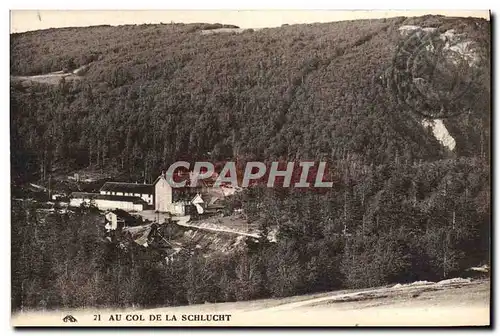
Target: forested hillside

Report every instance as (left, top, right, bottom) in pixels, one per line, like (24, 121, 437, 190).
(11, 16, 490, 182)
(11, 15, 491, 310)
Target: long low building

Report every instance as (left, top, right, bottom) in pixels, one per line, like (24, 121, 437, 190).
(69, 192, 148, 212)
(69, 173, 218, 215)
(99, 182, 153, 205)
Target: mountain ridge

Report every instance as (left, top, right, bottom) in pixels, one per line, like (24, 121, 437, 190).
(11, 15, 490, 184)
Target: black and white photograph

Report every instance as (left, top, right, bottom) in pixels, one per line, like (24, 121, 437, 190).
(9, 9, 491, 327)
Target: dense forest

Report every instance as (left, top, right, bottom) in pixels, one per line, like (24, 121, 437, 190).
(11, 16, 490, 182)
(11, 15, 490, 310)
(11, 157, 490, 309)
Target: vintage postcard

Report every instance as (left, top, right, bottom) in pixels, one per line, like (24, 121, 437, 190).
(10, 9, 491, 327)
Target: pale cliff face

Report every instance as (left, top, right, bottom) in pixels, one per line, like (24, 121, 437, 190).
(422, 119, 456, 151)
(398, 24, 484, 153)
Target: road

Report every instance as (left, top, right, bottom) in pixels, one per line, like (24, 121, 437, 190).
(137, 209, 260, 238)
(176, 221, 260, 238)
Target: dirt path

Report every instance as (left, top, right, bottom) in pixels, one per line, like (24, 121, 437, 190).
(258, 278, 487, 312)
(176, 221, 260, 238)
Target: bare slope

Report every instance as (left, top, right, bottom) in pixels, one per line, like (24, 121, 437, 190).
(12, 278, 489, 326)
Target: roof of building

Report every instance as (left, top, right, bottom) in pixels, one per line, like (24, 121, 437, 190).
(100, 182, 153, 195)
(106, 209, 136, 219)
(172, 189, 201, 203)
(153, 175, 166, 186)
(191, 194, 204, 204)
(153, 174, 208, 189)
(70, 192, 148, 204)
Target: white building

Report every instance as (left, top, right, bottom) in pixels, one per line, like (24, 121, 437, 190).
(154, 175, 173, 213)
(104, 209, 138, 231)
(70, 174, 208, 215)
(69, 192, 147, 212)
(99, 182, 153, 205)
(153, 174, 202, 215)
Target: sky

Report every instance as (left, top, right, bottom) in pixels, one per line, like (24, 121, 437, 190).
(10, 10, 490, 33)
